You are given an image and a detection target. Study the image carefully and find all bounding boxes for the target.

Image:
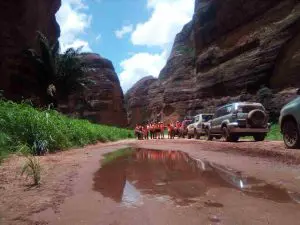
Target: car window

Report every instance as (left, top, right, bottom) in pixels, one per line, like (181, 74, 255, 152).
(202, 115, 213, 122)
(192, 117, 197, 123)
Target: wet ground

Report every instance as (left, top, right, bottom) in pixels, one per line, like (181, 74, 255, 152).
(94, 148, 300, 207)
(2, 139, 300, 224)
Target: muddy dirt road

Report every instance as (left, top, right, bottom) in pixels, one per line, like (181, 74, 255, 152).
(1, 139, 300, 225)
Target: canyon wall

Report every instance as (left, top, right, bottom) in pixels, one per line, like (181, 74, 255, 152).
(126, 0, 300, 127)
(0, 0, 61, 100)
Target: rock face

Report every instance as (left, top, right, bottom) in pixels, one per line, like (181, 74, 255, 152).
(0, 0, 61, 100)
(126, 0, 300, 126)
(58, 53, 127, 127)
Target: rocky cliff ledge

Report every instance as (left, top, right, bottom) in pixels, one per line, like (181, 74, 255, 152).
(0, 0, 61, 100)
(58, 53, 127, 127)
(126, 0, 300, 126)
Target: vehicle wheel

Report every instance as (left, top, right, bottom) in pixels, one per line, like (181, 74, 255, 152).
(231, 135, 240, 142)
(282, 120, 300, 149)
(253, 133, 266, 142)
(206, 129, 213, 141)
(222, 127, 232, 142)
(195, 129, 200, 139)
(188, 134, 192, 139)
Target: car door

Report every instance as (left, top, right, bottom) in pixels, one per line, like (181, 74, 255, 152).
(210, 109, 221, 133)
(188, 116, 198, 133)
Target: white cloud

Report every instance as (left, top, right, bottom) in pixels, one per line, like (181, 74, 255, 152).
(131, 0, 194, 47)
(120, 51, 168, 93)
(56, 0, 92, 52)
(120, 0, 194, 92)
(115, 24, 134, 39)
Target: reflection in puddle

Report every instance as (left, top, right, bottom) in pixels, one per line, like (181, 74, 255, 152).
(93, 148, 299, 207)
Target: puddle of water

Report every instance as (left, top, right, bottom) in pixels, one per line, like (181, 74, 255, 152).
(93, 148, 299, 207)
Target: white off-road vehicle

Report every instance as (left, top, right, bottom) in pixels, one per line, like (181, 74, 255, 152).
(187, 114, 214, 139)
(206, 102, 270, 142)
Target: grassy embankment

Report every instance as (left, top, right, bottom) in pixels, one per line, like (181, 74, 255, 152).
(0, 100, 134, 162)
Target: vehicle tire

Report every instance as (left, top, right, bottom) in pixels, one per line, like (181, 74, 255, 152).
(231, 135, 240, 142)
(195, 129, 200, 139)
(222, 127, 232, 142)
(206, 129, 213, 141)
(282, 119, 300, 149)
(253, 133, 266, 142)
(188, 134, 192, 139)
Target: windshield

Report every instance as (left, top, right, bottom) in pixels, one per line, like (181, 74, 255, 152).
(202, 115, 213, 122)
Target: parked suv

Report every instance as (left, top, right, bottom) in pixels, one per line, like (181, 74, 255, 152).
(187, 114, 213, 139)
(279, 89, 300, 149)
(206, 102, 270, 142)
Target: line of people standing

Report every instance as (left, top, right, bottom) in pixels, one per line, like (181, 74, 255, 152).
(134, 121, 182, 140)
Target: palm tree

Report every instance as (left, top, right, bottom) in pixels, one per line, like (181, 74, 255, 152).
(24, 31, 91, 106)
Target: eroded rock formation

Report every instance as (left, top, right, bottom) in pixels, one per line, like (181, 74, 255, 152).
(0, 0, 61, 100)
(58, 53, 127, 127)
(126, 0, 300, 126)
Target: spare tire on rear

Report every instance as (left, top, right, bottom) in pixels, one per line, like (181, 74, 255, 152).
(248, 109, 267, 128)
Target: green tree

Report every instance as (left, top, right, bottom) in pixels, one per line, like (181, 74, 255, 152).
(24, 31, 92, 106)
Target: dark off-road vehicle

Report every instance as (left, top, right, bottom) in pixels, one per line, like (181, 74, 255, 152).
(279, 89, 300, 149)
(206, 102, 270, 142)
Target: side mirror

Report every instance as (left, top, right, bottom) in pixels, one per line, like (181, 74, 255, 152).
(297, 88, 300, 95)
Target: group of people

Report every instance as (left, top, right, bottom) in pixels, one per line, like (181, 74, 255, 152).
(134, 121, 182, 140)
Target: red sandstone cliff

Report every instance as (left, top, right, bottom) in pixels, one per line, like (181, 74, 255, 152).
(58, 53, 128, 127)
(126, 0, 300, 126)
(0, 0, 61, 100)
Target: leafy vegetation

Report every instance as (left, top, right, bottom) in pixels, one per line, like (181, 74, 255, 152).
(257, 86, 279, 123)
(266, 124, 282, 141)
(21, 156, 41, 186)
(0, 100, 134, 161)
(24, 32, 92, 105)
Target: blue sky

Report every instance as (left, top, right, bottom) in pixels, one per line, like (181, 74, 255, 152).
(56, 0, 194, 92)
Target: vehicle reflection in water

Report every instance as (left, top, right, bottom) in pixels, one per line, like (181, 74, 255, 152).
(93, 148, 299, 207)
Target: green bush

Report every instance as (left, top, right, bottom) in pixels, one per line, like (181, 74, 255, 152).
(0, 100, 134, 160)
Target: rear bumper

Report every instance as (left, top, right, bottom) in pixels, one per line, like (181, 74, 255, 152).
(228, 122, 270, 134)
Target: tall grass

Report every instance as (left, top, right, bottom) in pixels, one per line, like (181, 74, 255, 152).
(266, 124, 282, 141)
(21, 156, 41, 185)
(0, 100, 134, 160)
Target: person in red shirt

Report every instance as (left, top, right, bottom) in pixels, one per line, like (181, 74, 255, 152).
(160, 122, 165, 139)
(143, 125, 149, 140)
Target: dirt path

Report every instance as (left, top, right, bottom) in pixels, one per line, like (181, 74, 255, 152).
(1, 139, 300, 225)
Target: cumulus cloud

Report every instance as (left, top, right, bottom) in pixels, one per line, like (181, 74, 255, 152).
(131, 0, 194, 47)
(120, 0, 194, 92)
(119, 51, 168, 93)
(56, 0, 92, 52)
(115, 24, 134, 39)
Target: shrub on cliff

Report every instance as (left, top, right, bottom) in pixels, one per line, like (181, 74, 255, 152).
(256, 86, 278, 123)
(0, 100, 134, 161)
